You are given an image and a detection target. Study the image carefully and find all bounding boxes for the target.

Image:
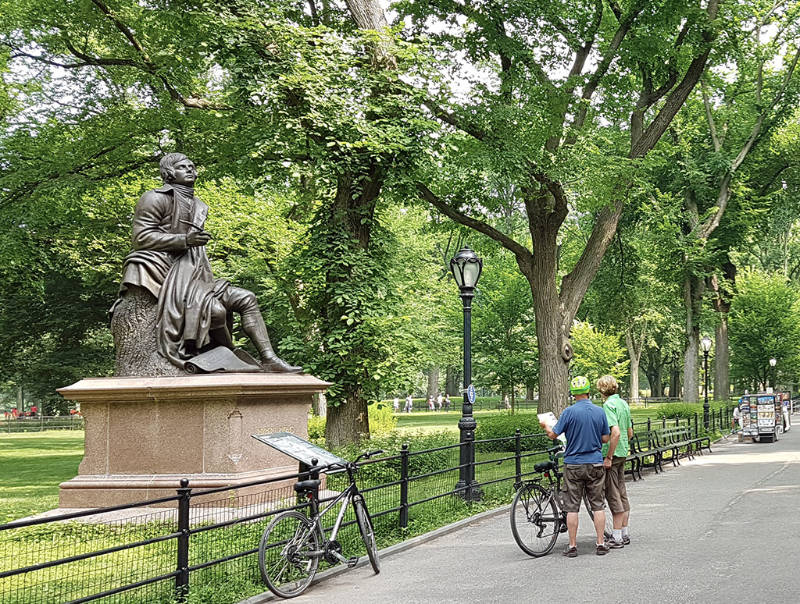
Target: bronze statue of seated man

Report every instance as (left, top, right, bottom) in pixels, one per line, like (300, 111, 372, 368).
(111, 153, 300, 374)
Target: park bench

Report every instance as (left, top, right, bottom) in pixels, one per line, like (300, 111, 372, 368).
(663, 425, 712, 458)
(653, 427, 698, 470)
(626, 432, 661, 479)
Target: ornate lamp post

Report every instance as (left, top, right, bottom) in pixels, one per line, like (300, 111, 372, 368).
(770, 357, 777, 390)
(701, 335, 712, 429)
(450, 246, 483, 501)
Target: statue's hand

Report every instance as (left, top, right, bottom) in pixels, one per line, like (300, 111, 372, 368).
(186, 230, 212, 247)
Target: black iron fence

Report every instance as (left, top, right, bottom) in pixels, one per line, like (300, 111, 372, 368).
(0, 411, 734, 604)
(1, 416, 84, 433)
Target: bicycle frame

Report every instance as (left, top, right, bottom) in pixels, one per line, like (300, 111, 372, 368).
(307, 483, 356, 548)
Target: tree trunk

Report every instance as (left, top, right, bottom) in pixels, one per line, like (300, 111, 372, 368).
(426, 367, 439, 399)
(326, 387, 370, 448)
(682, 274, 704, 402)
(524, 216, 571, 416)
(319, 0, 395, 446)
(445, 366, 460, 396)
(714, 319, 729, 400)
(654, 365, 664, 397)
(669, 364, 681, 398)
(625, 328, 643, 400)
(683, 330, 700, 402)
(710, 267, 734, 401)
(629, 358, 640, 400)
(526, 385, 536, 404)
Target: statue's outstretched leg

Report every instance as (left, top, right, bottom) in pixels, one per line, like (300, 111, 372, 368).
(239, 303, 302, 373)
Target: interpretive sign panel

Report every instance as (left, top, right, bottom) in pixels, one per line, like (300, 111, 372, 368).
(252, 432, 346, 470)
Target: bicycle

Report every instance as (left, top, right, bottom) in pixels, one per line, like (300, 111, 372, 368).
(258, 450, 384, 598)
(510, 444, 614, 557)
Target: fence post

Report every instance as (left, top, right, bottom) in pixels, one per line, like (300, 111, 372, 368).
(399, 444, 409, 529)
(694, 413, 698, 436)
(647, 418, 651, 432)
(514, 429, 522, 487)
(675, 416, 679, 427)
(662, 417, 666, 430)
(175, 478, 191, 601)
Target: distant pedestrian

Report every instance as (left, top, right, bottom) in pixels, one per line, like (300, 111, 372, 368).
(597, 375, 633, 548)
(427, 396, 434, 411)
(732, 406, 740, 433)
(444, 394, 451, 411)
(540, 376, 610, 557)
(437, 393, 443, 411)
(405, 394, 413, 413)
(393, 397, 400, 413)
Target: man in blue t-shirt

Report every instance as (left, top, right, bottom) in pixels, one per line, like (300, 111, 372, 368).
(540, 376, 610, 557)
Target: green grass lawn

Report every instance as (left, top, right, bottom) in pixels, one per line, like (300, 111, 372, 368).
(0, 431, 84, 523)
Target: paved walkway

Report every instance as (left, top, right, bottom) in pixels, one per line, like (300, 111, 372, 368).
(280, 421, 800, 603)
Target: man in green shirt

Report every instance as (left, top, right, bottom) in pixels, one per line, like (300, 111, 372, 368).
(598, 375, 633, 548)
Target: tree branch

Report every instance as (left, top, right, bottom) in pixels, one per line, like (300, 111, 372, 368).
(84, 0, 228, 110)
(422, 99, 487, 141)
(701, 81, 722, 152)
(416, 183, 531, 261)
(560, 199, 625, 323)
(630, 0, 721, 157)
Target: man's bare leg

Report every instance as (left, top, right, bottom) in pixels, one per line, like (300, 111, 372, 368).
(566, 511, 579, 548)
(593, 510, 606, 544)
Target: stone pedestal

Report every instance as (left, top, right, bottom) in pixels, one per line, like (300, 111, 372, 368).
(57, 373, 330, 508)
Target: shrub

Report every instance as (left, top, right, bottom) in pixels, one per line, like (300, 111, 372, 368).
(475, 414, 549, 452)
(326, 431, 458, 485)
(653, 403, 700, 420)
(308, 415, 325, 440)
(367, 401, 397, 436)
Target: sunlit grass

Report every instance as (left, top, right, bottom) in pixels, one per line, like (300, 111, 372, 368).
(0, 431, 84, 523)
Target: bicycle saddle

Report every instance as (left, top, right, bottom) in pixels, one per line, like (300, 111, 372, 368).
(293, 479, 321, 492)
(534, 460, 556, 473)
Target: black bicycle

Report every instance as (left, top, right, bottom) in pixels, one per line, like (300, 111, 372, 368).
(258, 450, 383, 598)
(510, 444, 613, 556)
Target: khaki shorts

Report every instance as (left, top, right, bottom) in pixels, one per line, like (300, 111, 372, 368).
(562, 463, 605, 513)
(605, 456, 630, 513)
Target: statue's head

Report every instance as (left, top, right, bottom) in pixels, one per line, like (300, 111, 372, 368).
(160, 153, 196, 185)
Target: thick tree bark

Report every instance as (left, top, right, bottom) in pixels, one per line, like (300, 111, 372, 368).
(669, 364, 681, 398)
(426, 367, 440, 399)
(625, 326, 644, 400)
(445, 366, 460, 396)
(326, 386, 369, 448)
(714, 320, 729, 400)
(682, 274, 704, 402)
(710, 267, 734, 400)
(526, 385, 536, 404)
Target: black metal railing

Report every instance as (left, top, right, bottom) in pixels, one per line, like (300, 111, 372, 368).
(0, 410, 735, 603)
(1, 415, 84, 433)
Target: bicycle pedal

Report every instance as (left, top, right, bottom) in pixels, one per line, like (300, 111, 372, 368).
(346, 556, 359, 568)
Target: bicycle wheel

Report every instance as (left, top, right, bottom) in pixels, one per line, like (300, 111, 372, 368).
(583, 492, 613, 541)
(353, 495, 380, 573)
(259, 510, 320, 598)
(510, 482, 560, 557)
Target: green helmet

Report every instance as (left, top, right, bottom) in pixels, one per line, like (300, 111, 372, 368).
(570, 375, 591, 395)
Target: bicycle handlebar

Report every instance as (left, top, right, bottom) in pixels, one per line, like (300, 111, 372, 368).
(314, 449, 385, 473)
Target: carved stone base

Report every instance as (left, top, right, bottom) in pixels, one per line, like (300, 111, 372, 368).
(110, 286, 183, 377)
(57, 373, 331, 508)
